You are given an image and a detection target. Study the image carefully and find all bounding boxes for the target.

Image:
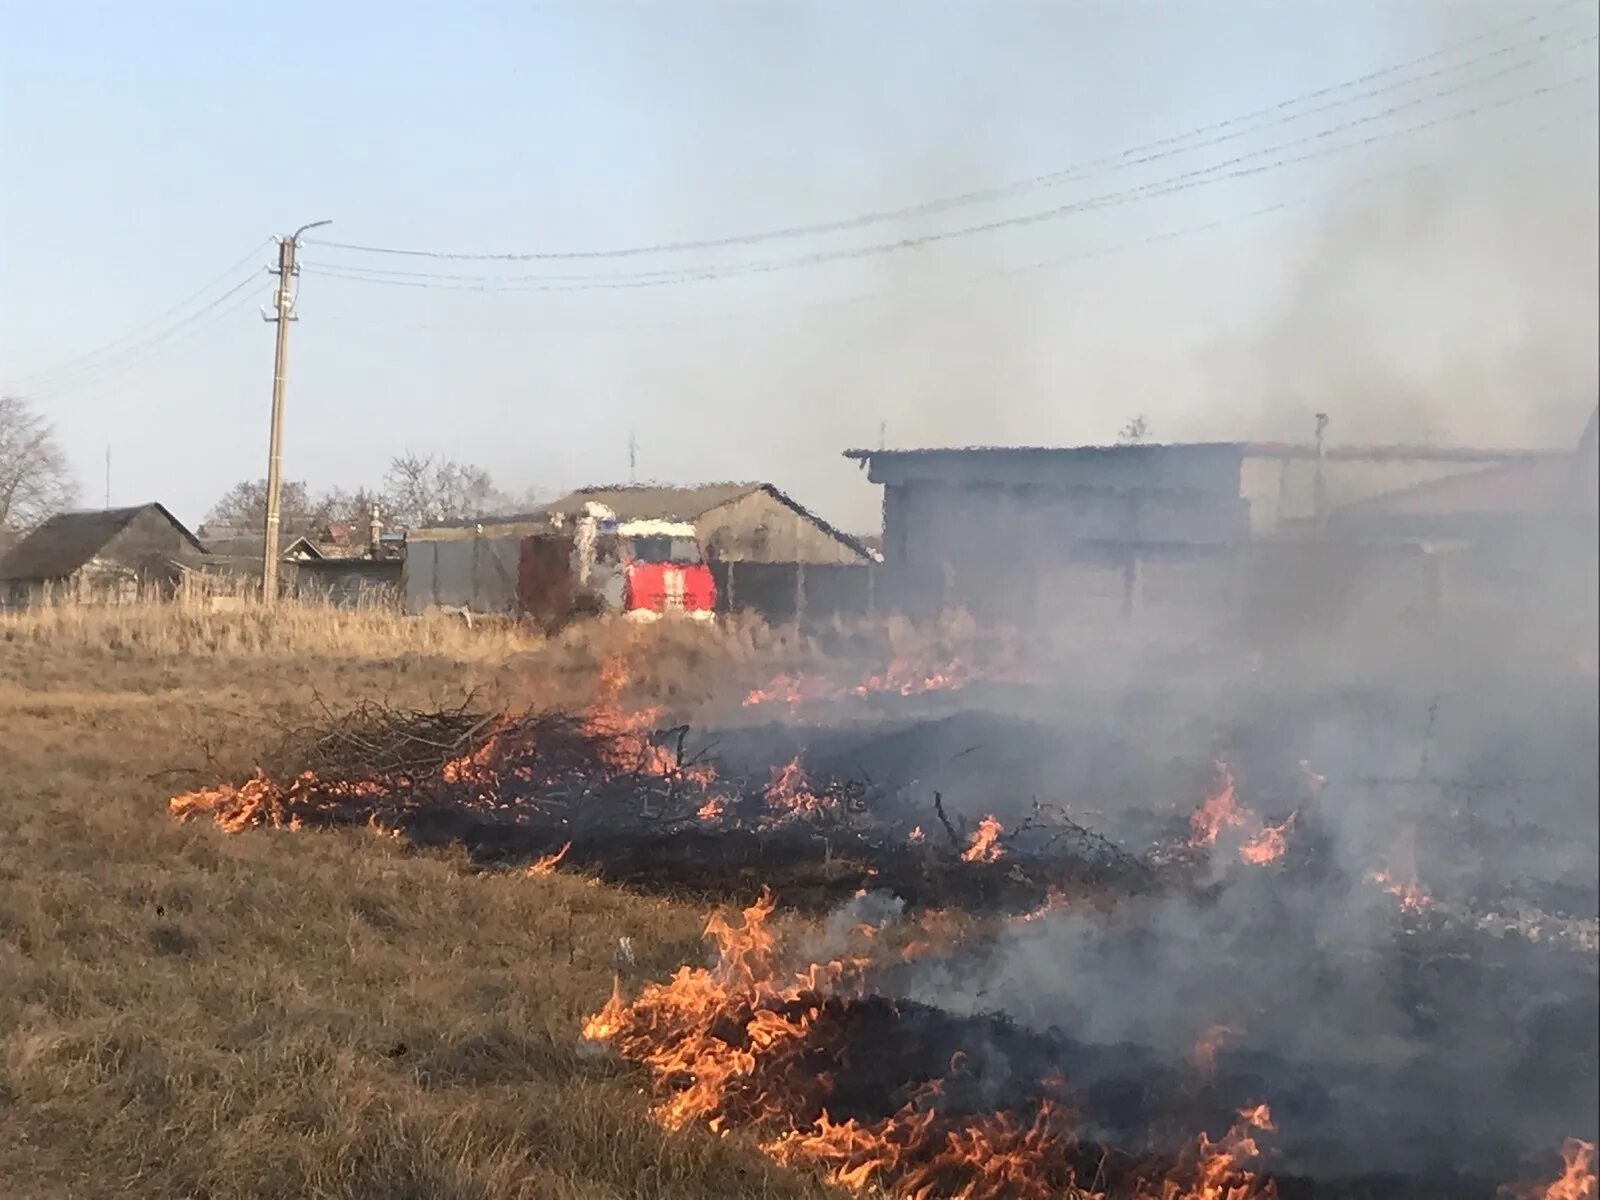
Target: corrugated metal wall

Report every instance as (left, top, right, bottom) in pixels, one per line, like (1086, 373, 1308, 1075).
(404, 534, 524, 614)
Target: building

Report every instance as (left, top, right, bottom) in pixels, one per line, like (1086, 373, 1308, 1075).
(538, 484, 873, 565)
(843, 440, 1567, 624)
(194, 522, 403, 606)
(0, 504, 206, 607)
(1319, 407, 1599, 622)
(404, 482, 875, 620)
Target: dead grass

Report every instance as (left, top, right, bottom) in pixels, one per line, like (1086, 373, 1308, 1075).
(0, 606, 838, 1200)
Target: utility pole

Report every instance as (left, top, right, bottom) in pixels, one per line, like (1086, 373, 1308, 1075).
(104, 445, 110, 509)
(260, 220, 330, 603)
(628, 430, 637, 484)
(1313, 411, 1330, 531)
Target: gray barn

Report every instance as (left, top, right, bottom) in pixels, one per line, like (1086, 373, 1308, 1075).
(844, 441, 1564, 625)
(0, 504, 205, 607)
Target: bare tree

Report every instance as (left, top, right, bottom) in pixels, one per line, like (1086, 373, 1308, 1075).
(1117, 414, 1151, 445)
(206, 479, 329, 535)
(0, 396, 79, 531)
(381, 452, 506, 529)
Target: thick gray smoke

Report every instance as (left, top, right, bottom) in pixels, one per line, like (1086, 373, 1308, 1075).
(607, 2, 1598, 534)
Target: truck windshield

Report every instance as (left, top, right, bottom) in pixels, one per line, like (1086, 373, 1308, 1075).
(629, 536, 700, 564)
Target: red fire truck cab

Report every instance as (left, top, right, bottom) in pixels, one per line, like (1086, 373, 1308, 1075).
(610, 518, 717, 621)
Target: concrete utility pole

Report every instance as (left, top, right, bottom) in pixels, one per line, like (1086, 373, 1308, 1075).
(260, 220, 330, 602)
(1312, 411, 1330, 531)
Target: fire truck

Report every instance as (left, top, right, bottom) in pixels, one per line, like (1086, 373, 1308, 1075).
(570, 504, 717, 622)
(402, 501, 718, 624)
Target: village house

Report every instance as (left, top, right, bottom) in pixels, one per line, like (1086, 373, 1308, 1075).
(195, 518, 404, 606)
(0, 503, 206, 607)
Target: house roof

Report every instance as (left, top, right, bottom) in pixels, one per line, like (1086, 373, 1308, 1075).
(1334, 406, 1599, 522)
(543, 482, 873, 561)
(201, 532, 334, 561)
(0, 504, 204, 582)
(543, 483, 767, 522)
(1332, 455, 1597, 522)
(418, 482, 873, 561)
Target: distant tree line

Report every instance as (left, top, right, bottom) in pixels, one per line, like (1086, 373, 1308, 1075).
(205, 452, 541, 536)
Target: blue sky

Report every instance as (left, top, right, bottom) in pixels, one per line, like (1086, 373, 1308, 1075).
(2, 1, 1596, 532)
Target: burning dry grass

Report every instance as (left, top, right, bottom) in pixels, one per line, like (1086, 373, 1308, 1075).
(579, 889, 1286, 1200)
(0, 618, 841, 1200)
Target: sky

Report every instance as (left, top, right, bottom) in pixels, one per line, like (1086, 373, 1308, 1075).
(2, 1, 1596, 534)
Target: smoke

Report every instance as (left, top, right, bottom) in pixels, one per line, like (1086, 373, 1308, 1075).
(599, 2, 1599, 534)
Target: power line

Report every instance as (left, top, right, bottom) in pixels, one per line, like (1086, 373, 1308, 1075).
(303, 1, 1592, 264)
(4, 241, 271, 391)
(301, 64, 1597, 294)
(21, 274, 267, 400)
(309, 105, 1596, 340)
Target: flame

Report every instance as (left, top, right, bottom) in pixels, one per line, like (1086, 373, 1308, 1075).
(896, 909, 968, 964)
(582, 889, 1278, 1200)
(1192, 1025, 1232, 1078)
(1189, 764, 1248, 848)
(1013, 888, 1070, 924)
(1367, 868, 1432, 913)
(526, 841, 571, 876)
(959, 815, 1005, 864)
(907, 825, 926, 844)
(171, 654, 722, 838)
(1504, 1139, 1598, 1200)
(1136, 1105, 1276, 1200)
(742, 657, 993, 711)
(697, 795, 727, 822)
(1239, 814, 1295, 866)
(1367, 827, 1430, 912)
(1184, 763, 1296, 869)
(761, 757, 839, 824)
(850, 657, 972, 699)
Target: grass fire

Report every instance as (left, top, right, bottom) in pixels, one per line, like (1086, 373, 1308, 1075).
(141, 612, 1597, 1200)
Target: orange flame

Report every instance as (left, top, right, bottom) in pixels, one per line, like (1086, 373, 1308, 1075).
(960, 815, 1005, 864)
(1504, 1138, 1598, 1200)
(526, 841, 571, 876)
(583, 889, 1279, 1200)
(1239, 815, 1295, 866)
(742, 657, 992, 711)
(1013, 888, 1071, 924)
(907, 825, 926, 844)
(1184, 763, 1297, 869)
(1137, 1104, 1276, 1200)
(761, 757, 839, 824)
(1189, 764, 1248, 848)
(1367, 868, 1432, 913)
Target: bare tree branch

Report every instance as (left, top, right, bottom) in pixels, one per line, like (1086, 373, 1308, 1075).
(0, 396, 79, 531)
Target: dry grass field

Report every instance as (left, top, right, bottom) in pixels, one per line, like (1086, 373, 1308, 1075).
(0, 602, 837, 1200)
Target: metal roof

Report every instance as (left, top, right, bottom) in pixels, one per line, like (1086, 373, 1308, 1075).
(843, 442, 1561, 464)
(544, 483, 765, 522)
(0, 504, 204, 582)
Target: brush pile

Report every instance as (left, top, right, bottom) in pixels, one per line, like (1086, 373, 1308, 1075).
(169, 690, 1155, 912)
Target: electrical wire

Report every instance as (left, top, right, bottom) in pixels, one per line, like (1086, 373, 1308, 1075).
(18, 273, 268, 400)
(301, 64, 1598, 294)
(4, 240, 272, 391)
(302, 1, 1593, 263)
(315, 103, 1600, 342)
